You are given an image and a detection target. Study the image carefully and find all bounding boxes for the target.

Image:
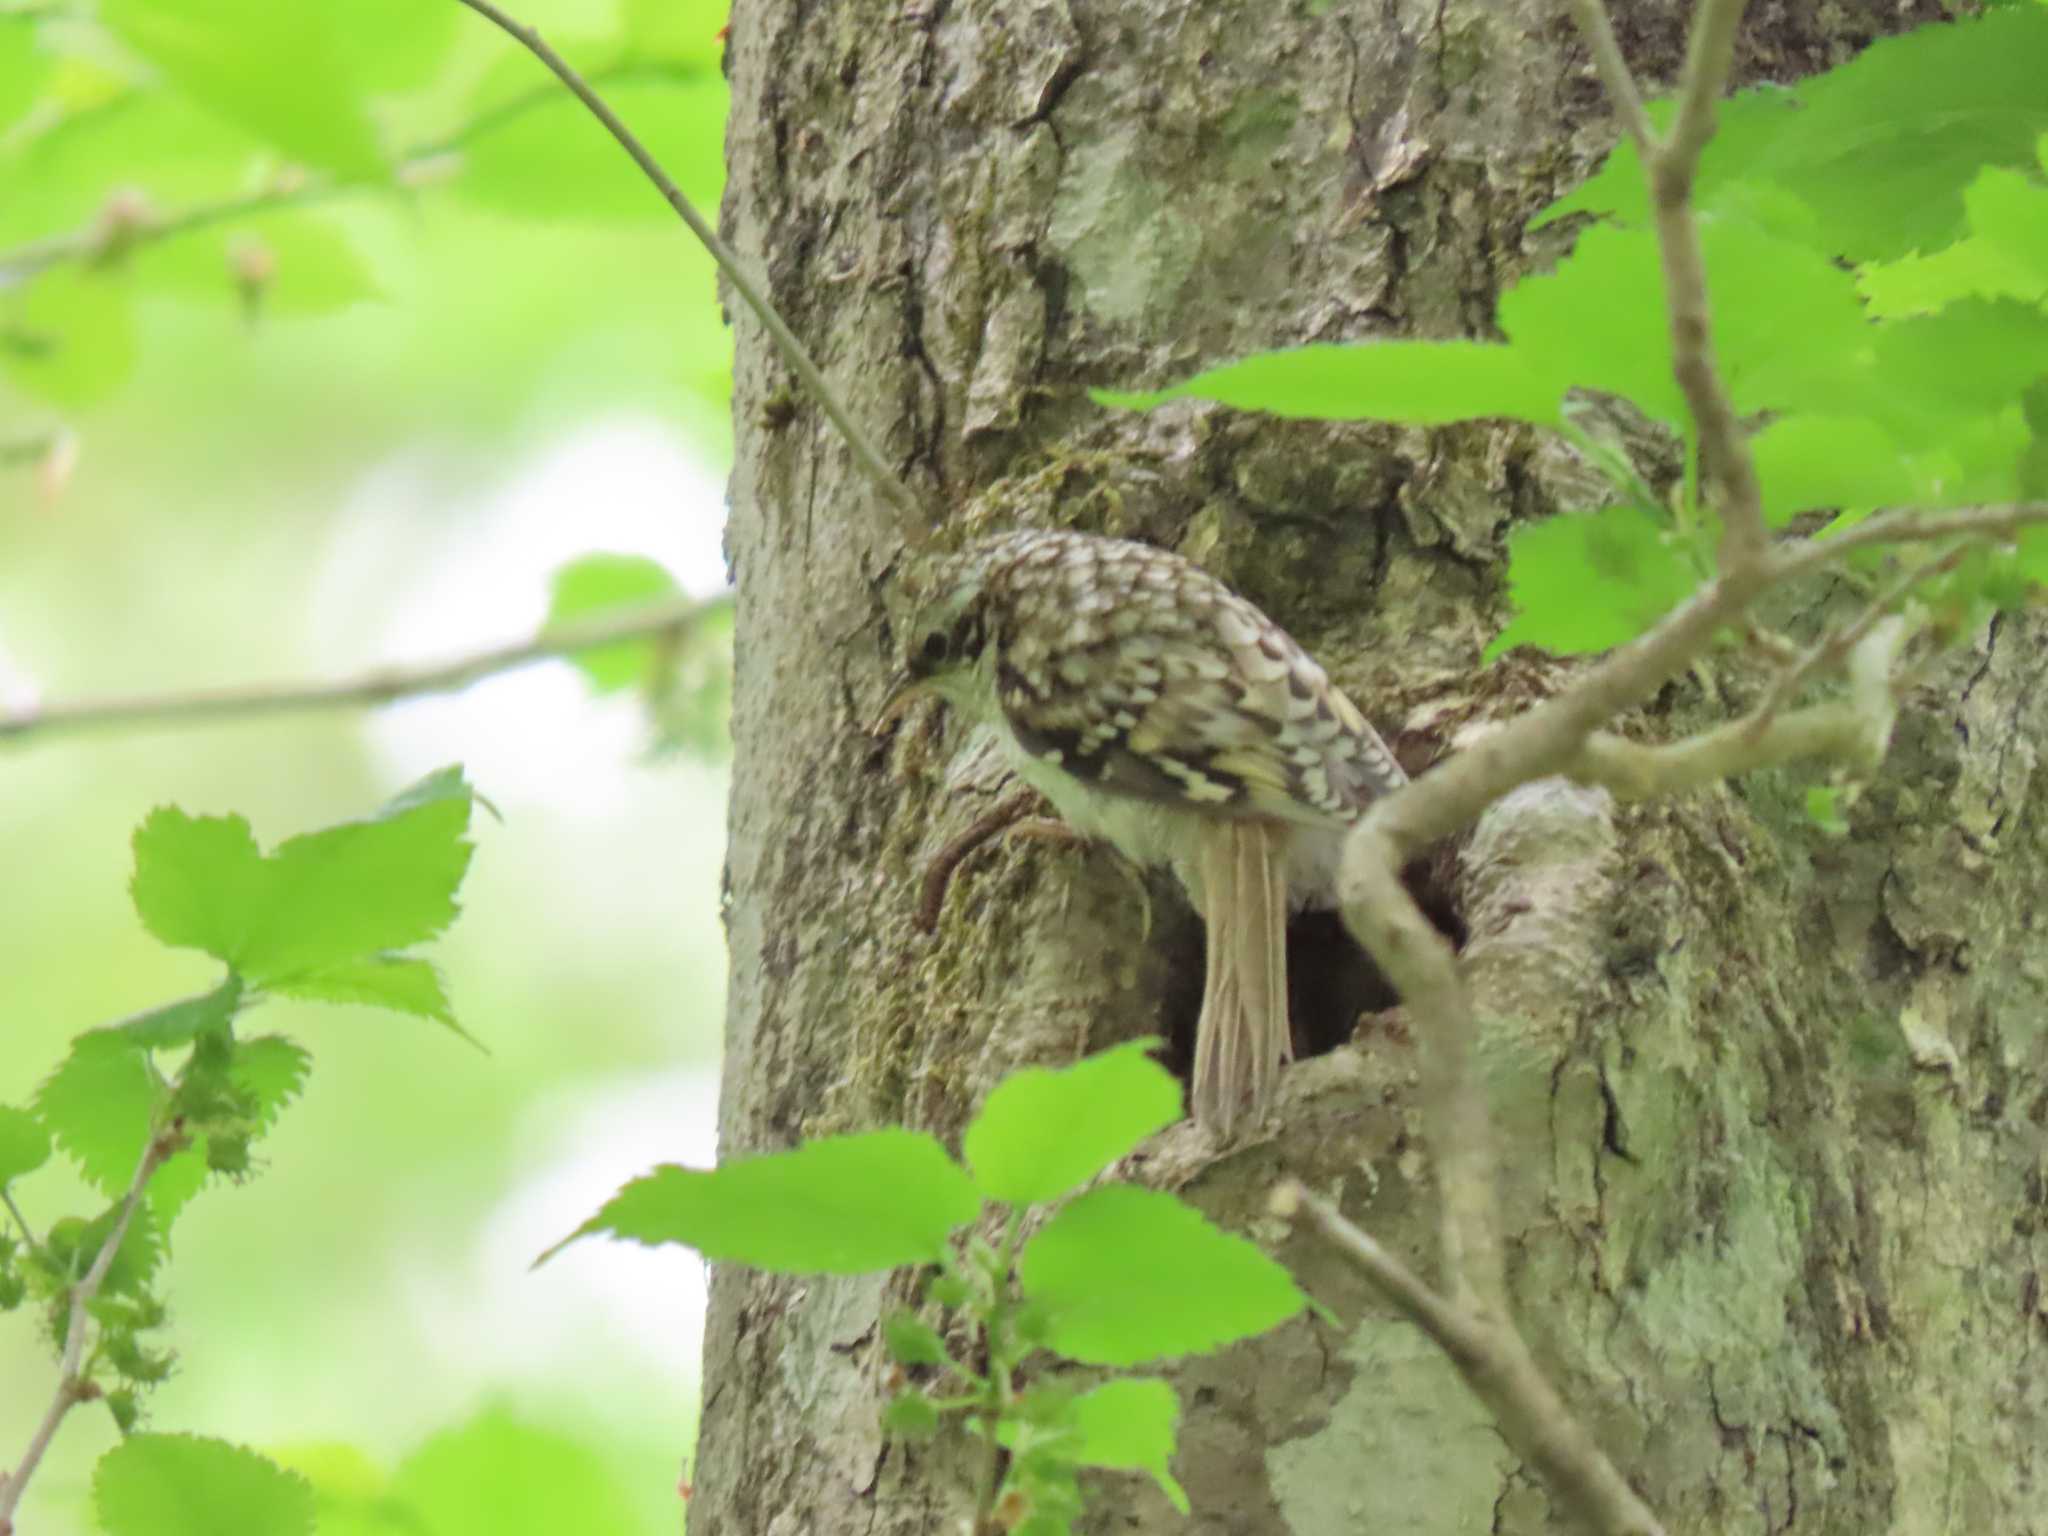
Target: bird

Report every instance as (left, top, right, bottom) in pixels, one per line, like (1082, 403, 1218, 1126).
(881, 527, 1408, 1133)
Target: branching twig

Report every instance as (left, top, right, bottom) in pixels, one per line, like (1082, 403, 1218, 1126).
(1569, 0, 1763, 571)
(1278, 1184, 1667, 1536)
(449, 0, 926, 534)
(0, 1125, 179, 1535)
(1740, 544, 1964, 739)
(0, 592, 728, 745)
(1772, 501, 2048, 581)
(1572, 619, 1908, 799)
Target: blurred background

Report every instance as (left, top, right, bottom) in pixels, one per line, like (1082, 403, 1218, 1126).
(2, 0, 736, 1530)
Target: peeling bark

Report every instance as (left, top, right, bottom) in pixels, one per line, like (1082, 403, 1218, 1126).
(706, 1, 2039, 1532)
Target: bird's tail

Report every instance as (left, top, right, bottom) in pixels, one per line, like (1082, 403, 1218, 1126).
(1192, 820, 1292, 1133)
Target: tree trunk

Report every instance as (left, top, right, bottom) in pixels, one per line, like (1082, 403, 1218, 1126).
(704, 1, 2042, 1532)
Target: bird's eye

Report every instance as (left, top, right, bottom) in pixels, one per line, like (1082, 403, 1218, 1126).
(920, 630, 950, 667)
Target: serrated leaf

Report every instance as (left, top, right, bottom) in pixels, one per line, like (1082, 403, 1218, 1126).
(964, 1040, 1181, 1206)
(36, 1032, 161, 1197)
(129, 768, 475, 984)
(1069, 1379, 1188, 1513)
(545, 553, 682, 693)
(48, 1201, 160, 1298)
(1094, 340, 1562, 426)
(266, 956, 465, 1036)
(99, 0, 383, 179)
(0, 1105, 51, 1184)
(1485, 503, 1701, 662)
(1742, 7, 2048, 262)
(883, 1310, 950, 1367)
(1018, 1186, 1305, 1365)
(546, 1129, 982, 1273)
(388, 1406, 648, 1536)
(95, 1434, 315, 1536)
(2, 267, 136, 407)
(114, 978, 245, 1049)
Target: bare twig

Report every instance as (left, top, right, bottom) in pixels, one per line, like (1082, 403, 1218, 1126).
(1281, 1185, 1667, 1536)
(449, 0, 926, 534)
(0, 64, 698, 289)
(0, 592, 727, 745)
(1572, 620, 1908, 799)
(1771, 502, 2048, 581)
(1566, 0, 1657, 151)
(1741, 544, 1964, 739)
(0, 1125, 179, 1534)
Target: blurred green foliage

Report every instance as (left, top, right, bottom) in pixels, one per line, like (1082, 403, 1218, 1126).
(3, 0, 735, 1531)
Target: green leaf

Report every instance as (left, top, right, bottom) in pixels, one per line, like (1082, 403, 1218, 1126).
(130, 768, 475, 983)
(36, 1032, 161, 1197)
(1, 267, 136, 408)
(1018, 1186, 1306, 1365)
(95, 1434, 315, 1536)
(0, 22, 53, 137)
(1805, 785, 1852, 838)
(1539, 12, 2048, 263)
(1750, 416, 1932, 527)
(882, 1390, 942, 1440)
(964, 1040, 1181, 1206)
(0, 1105, 51, 1185)
(545, 553, 683, 693)
(1069, 1379, 1189, 1514)
(546, 1129, 982, 1273)
(456, 74, 727, 221)
(1094, 340, 1562, 425)
(883, 1310, 950, 1367)
(1485, 502, 1701, 662)
(1861, 165, 2048, 317)
(386, 1406, 650, 1536)
(330, 0, 462, 92)
(622, 0, 730, 68)
(265, 956, 463, 1035)
(114, 978, 246, 1049)
(1741, 6, 2048, 262)
(46, 1202, 160, 1298)
(100, 0, 383, 179)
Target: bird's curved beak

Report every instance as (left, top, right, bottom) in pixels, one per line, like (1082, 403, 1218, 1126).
(870, 672, 932, 738)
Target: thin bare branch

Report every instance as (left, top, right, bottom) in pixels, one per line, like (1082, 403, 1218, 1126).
(0, 1125, 179, 1534)
(0, 592, 727, 745)
(0, 65, 697, 289)
(1283, 1186, 1667, 1536)
(1741, 544, 1963, 739)
(1771, 502, 2048, 582)
(1571, 620, 1907, 800)
(1566, 0, 1657, 151)
(449, 0, 926, 533)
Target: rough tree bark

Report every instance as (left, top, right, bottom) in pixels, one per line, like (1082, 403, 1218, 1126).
(705, 1, 2044, 1532)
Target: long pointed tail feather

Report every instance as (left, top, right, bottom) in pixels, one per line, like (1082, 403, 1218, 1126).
(1192, 821, 1292, 1132)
